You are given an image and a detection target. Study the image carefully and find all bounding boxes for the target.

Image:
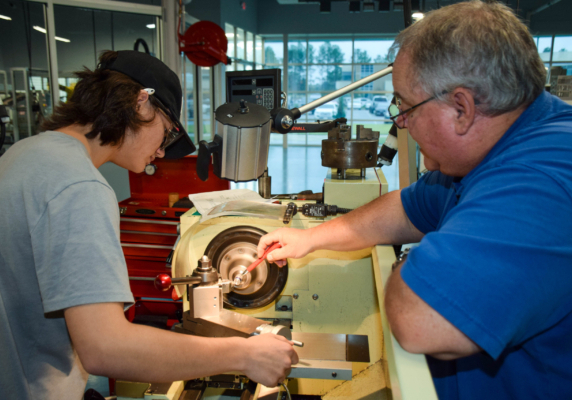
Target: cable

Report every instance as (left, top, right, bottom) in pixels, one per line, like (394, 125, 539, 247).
(300, 203, 353, 218)
(133, 38, 150, 54)
(281, 383, 292, 400)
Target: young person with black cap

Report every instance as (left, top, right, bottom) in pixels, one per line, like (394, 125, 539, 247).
(0, 50, 298, 400)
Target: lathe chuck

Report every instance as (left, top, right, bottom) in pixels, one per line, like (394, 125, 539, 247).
(205, 226, 288, 309)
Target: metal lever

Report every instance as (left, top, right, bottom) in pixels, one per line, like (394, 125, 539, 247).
(154, 273, 201, 291)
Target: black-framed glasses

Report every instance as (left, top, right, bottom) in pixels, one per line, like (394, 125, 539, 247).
(388, 95, 438, 129)
(155, 106, 182, 151)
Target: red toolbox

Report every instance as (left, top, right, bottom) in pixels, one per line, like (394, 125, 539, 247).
(118, 155, 229, 326)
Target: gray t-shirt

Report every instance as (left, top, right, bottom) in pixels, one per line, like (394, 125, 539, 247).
(0, 131, 134, 400)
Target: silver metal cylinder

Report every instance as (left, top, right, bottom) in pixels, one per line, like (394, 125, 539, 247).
(216, 120, 271, 182)
(258, 168, 272, 199)
(255, 324, 292, 340)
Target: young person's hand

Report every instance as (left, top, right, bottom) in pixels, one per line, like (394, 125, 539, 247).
(240, 334, 299, 387)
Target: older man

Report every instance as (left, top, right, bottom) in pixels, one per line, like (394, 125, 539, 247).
(258, 1, 572, 398)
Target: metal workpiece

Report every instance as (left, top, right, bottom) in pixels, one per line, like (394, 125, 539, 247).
(205, 226, 288, 309)
(219, 242, 268, 294)
(255, 324, 292, 340)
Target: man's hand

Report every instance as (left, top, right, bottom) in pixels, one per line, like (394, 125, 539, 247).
(240, 334, 299, 387)
(257, 228, 314, 267)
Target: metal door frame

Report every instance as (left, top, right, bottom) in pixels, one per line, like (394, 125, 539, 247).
(26, 0, 163, 110)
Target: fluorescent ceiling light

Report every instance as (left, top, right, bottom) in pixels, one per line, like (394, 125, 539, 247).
(0, 14, 12, 21)
(412, 12, 424, 19)
(146, 24, 155, 29)
(33, 26, 70, 43)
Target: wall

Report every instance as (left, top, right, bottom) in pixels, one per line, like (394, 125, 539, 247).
(529, 0, 572, 35)
(221, 0, 257, 33)
(257, 1, 404, 35)
(184, 0, 222, 25)
(185, 0, 258, 34)
(255, 0, 572, 36)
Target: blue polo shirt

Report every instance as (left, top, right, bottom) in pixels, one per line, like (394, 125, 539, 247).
(400, 91, 572, 400)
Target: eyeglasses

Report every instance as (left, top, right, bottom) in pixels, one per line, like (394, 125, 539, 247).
(388, 95, 438, 129)
(160, 126, 180, 150)
(156, 107, 181, 151)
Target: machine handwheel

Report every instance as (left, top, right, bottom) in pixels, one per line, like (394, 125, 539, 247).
(205, 226, 288, 309)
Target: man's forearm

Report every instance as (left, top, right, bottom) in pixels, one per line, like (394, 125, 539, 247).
(385, 264, 481, 359)
(307, 190, 423, 252)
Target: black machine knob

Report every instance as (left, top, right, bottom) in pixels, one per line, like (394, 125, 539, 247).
(197, 135, 223, 181)
(239, 99, 249, 114)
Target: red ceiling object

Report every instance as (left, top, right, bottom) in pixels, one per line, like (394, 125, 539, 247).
(179, 20, 230, 67)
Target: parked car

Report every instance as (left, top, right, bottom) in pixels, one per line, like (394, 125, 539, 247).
(360, 97, 371, 109)
(373, 97, 390, 117)
(369, 95, 389, 114)
(352, 98, 364, 109)
(314, 103, 337, 120)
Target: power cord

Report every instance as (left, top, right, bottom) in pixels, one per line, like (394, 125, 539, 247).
(281, 383, 292, 400)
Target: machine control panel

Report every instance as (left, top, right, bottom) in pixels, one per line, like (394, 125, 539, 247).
(226, 69, 281, 111)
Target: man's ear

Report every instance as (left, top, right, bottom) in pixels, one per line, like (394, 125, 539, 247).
(451, 88, 476, 136)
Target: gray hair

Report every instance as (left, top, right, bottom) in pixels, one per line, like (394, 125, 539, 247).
(390, 0, 546, 116)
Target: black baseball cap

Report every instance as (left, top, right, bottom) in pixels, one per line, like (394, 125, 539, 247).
(98, 50, 196, 159)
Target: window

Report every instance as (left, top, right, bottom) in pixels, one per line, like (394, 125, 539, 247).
(225, 23, 235, 59)
(263, 35, 395, 147)
(532, 35, 572, 87)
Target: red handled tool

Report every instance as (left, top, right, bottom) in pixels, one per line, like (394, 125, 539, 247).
(234, 242, 282, 286)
